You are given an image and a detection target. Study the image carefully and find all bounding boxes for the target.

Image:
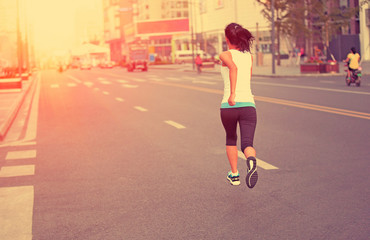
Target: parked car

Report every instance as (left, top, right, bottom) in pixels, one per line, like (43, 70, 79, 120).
(80, 60, 92, 70)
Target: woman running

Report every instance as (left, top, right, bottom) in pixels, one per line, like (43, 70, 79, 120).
(219, 23, 258, 188)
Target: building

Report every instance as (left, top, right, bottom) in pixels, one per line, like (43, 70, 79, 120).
(0, 0, 18, 67)
(359, 1, 370, 61)
(115, 0, 270, 64)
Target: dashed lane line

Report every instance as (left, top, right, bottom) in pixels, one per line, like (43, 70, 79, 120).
(164, 120, 186, 129)
(237, 151, 278, 170)
(150, 81, 370, 120)
(67, 75, 82, 83)
(319, 80, 335, 84)
(117, 80, 129, 83)
(252, 81, 370, 95)
(0, 165, 35, 178)
(121, 84, 138, 88)
(50, 84, 59, 88)
(103, 91, 110, 95)
(6, 150, 36, 160)
(115, 97, 124, 102)
(192, 80, 216, 85)
(83, 82, 94, 87)
(67, 83, 77, 87)
(0, 186, 34, 239)
(134, 106, 148, 112)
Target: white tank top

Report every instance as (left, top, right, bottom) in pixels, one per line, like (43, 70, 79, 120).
(220, 49, 254, 108)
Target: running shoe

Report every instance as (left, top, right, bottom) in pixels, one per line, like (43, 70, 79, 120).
(226, 171, 240, 186)
(246, 156, 258, 188)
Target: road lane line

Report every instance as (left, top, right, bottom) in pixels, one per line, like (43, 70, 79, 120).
(103, 91, 110, 95)
(320, 80, 335, 84)
(83, 82, 94, 87)
(121, 84, 138, 88)
(117, 80, 129, 83)
(237, 151, 278, 170)
(50, 84, 59, 88)
(100, 81, 111, 85)
(131, 78, 146, 82)
(6, 150, 36, 160)
(115, 97, 124, 102)
(67, 75, 82, 83)
(67, 83, 77, 87)
(0, 165, 35, 177)
(150, 81, 370, 120)
(134, 106, 148, 112)
(166, 77, 180, 81)
(252, 81, 370, 95)
(164, 120, 186, 129)
(0, 186, 34, 240)
(192, 80, 216, 85)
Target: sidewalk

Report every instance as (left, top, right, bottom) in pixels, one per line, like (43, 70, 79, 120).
(150, 60, 370, 78)
(0, 74, 35, 141)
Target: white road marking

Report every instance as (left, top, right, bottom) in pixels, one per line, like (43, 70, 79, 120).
(100, 81, 111, 85)
(237, 151, 278, 170)
(131, 78, 146, 82)
(0, 165, 35, 177)
(97, 77, 106, 81)
(93, 88, 100, 91)
(121, 84, 138, 88)
(0, 186, 34, 240)
(134, 106, 148, 112)
(149, 77, 163, 82)
(67, 83, 77, 87)
(67, 75, 82, 83)
(84, 82, 94, 87)
(192, 80, 216, 85)
(166, 77, 179, 81)
(164, 120, 186, 129)
(115, 97, 124, 102)
(117, 80, 129, 83)
(103, 91, 110, 95)
(50, 84, 59, 88)
(320, 80, 335, 84)
(253, 81, 370, 95)
(6, 150, 36, 160)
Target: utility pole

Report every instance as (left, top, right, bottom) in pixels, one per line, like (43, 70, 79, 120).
(17, 0, 23, 76)
(271, 0, 276, 74)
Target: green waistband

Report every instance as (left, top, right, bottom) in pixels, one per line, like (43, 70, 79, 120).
(221, 102, 256, 108)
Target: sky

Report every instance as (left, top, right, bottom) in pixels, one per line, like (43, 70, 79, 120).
(27, 0, 102, 53)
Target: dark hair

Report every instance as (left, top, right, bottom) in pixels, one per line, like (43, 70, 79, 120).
(351, 47, 356, 53)
(225, 23, 254, 52)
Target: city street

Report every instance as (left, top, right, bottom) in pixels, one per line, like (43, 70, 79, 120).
(0, 67, 369, 239)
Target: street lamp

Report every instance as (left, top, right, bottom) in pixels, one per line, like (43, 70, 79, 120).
(271, 0, 276, 74)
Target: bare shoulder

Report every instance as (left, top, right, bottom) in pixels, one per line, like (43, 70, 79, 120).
(219, 51, 232, 60)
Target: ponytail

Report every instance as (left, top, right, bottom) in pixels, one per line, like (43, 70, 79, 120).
(225, 23, 254, 52)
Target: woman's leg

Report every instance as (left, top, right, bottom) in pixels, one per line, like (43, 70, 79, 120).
(220, 108, 239, 173)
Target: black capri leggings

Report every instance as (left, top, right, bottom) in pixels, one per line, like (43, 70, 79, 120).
(220, 107, 257, 153)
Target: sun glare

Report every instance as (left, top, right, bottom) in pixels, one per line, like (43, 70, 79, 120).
(27, 0, 99, 53)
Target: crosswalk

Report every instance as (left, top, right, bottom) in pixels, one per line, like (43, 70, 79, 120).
(0, 146, 36, 240)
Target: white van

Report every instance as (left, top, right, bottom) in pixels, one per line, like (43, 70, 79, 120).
(174, 50, 209, 64)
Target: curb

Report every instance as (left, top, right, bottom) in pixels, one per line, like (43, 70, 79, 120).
(0, 76, 36, 141)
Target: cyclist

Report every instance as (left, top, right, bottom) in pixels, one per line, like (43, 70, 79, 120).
(343, 47, 361, 81)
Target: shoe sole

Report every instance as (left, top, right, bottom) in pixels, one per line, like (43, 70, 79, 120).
(227, 176, 240, 186)
(246, 158, 258, 188)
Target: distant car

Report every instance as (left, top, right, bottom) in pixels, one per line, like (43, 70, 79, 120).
(80, 61, 92, 70)
(99, 61, 113, 69)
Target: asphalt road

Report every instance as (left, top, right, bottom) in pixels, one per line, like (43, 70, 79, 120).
(0, 67, 369, 240)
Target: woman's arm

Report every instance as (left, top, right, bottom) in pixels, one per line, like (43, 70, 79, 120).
(219, 51, 237, 106)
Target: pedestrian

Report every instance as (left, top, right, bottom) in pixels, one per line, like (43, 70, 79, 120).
(195, 54, 203, 74)
(219, 23, 258, 188)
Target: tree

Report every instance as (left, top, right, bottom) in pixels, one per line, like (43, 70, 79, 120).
(256, 0, 290, 66)
(257, 0, 359, 61)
